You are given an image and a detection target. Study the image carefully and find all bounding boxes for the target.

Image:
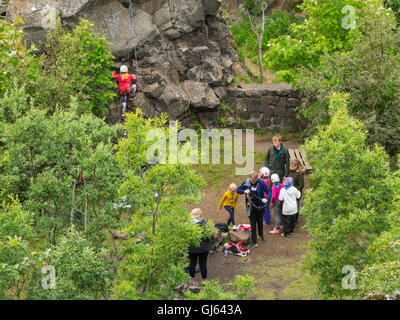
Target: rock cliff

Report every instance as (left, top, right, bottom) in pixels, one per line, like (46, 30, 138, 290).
(2, 0, 305, 131)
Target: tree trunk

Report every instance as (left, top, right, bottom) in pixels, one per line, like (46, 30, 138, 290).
(258, 3, 267, 83)
(146, 194, 161, 294)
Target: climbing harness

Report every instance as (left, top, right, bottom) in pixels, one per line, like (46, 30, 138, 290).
(247, 191, 268, 210)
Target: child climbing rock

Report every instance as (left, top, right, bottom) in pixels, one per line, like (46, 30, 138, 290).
(112, 65, 137, 120)
(219, 183, 239, 228)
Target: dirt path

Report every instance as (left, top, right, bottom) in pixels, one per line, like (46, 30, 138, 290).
(189, 133, 316, 299)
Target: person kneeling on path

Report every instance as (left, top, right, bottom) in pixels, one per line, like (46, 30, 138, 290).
(278, 177, 301, 238)
(111, 65, 137, 120)
(188, 208, 212, 284)
(237, 171, 271, 249)
(219, 183, 239, 229)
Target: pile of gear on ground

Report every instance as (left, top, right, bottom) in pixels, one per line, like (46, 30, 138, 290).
(212, 223, 252, 257)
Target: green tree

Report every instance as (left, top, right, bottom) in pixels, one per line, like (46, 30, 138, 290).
(0, 199, 42, 299)
(302, 93, 396, 299)
(112, 110, 207, 300)
(0, 18, 35, 98)
(263, 0, 372, 82)
(296, 3, 400, 158)
(384, 0, 400, 23)
(16, 18, 116, 115)
(27, 228, 113, 300)
(0, 97, 124, 246)
(243, 0, 271, 82)
(355, 184, 400, 297)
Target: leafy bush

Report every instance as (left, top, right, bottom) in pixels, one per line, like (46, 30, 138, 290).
(27, 228, 113, 300)
(230, 9, 300, 60)
(16, 18, 116, 116)
(263, 0, 374, 82)
(0, 18, 35, 98)
(296, 3, 400, 157)
(0, 97, 124, 247)
(112, 110, 206, 300)
(0, 199, 41, 299)
(384, 0, 400, 23)
(185, 274, 256, 300)
(354, 187, 400, 297)
(302, 93, 396, 299)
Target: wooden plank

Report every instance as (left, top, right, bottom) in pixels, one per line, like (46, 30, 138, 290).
(294, 149, 306, 168)
(299, 149, 313, 173)
(288, 148, 296, 161)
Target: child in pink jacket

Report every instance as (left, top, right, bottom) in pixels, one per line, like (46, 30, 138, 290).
(269, 173, 284, 234)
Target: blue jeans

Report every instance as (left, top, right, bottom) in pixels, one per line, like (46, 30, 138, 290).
(263, 204, 271, 223)
(224, 206, 235, 226)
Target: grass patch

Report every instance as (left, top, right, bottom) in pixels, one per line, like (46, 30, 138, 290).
(283, 274, 317, 300)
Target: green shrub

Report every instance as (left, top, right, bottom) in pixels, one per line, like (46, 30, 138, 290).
(17, 18, 116, 116)
(185, 274, 256, 300)
(28, 228, 113, 300)
(296, 3, 400, 157)
(229, 9, 301, 62)
(302, 93, 396, 299)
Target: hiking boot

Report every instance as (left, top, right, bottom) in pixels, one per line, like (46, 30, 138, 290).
(260, 236, 265, 244)
(280, 233, 290, 238)
(248, 243, 258, 249)
(269, 228, 280, 234)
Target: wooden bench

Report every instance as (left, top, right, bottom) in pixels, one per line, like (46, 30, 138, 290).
(288, 148, 312, 174)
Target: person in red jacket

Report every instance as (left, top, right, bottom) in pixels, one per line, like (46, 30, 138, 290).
(112, 65, 137, 120)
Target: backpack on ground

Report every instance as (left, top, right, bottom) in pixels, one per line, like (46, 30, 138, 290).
(214, 223, 229, 232)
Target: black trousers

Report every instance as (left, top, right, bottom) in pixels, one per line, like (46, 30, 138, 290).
(283, 214, 296, 236)
(249, 205, 264, 244)
(189, 252, 208, 279)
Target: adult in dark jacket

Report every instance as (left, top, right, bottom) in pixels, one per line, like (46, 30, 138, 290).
(188, 208, 212, 283)
(237, 171, 271, 248)
(264, 134, 290, 183)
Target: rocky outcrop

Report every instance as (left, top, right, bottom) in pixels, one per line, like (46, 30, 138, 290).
(4, 0, 304, 131)
(5, 0, 236, 122)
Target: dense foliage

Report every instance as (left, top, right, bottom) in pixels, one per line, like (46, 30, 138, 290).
(296, 2, 400, 159)
(112, 110, 208, 299)
(8, 19, 116, 116)
(0, 18, 217, 300)
(302, 93, 397, 299)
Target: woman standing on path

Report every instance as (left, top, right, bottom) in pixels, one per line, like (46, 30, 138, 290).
(188, 208, 212, 284)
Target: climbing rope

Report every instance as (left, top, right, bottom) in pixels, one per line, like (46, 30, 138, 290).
(128, 0, 139, 86)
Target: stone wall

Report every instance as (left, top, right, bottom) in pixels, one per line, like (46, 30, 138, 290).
(189, 83, 306, 132)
